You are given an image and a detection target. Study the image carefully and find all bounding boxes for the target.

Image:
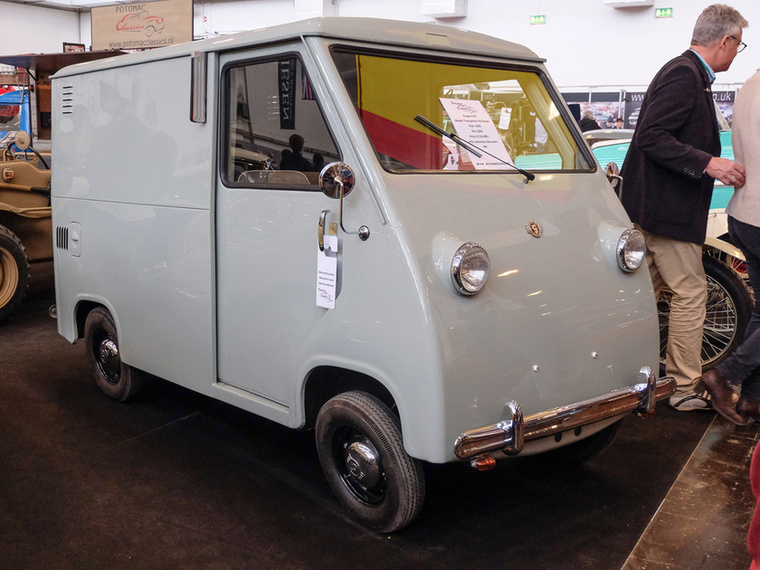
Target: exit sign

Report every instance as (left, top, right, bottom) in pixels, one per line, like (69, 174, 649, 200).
(530, 15, 546, 25)
(656, 7, 673, 18)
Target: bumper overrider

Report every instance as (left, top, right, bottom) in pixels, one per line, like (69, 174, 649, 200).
(454, 366, 675, 462)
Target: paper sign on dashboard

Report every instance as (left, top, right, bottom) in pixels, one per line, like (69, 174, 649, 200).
(439, 98, 513, 170)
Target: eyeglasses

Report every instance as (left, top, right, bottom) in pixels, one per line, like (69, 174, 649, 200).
(729, 36, 747, 53)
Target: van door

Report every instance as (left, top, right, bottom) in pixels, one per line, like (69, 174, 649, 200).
(216, 50, 341, 411)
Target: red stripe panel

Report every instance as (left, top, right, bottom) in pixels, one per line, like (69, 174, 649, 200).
(361, 110, 445, 170)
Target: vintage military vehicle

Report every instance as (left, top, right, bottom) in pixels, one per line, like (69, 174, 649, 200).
(0, 131, 51, 323)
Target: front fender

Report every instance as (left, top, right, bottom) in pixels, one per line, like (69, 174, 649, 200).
(703, 236, 744, 262)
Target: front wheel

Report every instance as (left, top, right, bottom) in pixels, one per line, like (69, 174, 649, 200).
(658, 254, 753, 370)
(84, 307, 145, 401)
(0, 225, 30, 324)
(315, 391, 425, 533)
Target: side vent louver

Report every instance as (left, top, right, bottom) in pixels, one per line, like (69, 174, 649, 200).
(61, 85, 74, 115)
(56, 226, 69, 250)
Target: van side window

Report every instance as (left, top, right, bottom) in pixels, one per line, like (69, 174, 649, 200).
(222, 57, 339, 187)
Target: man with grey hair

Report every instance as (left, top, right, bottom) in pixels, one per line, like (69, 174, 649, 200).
(579, 109, 601, 132)
(620, 4, 747, 415)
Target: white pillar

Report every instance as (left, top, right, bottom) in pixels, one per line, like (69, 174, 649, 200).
(294, 0, 336, 20)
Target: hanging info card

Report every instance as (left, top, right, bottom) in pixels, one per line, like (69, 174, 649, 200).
(316, 234, 338, 309)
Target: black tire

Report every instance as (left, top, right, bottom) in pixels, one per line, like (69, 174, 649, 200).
(83, 307, 145, 402)
(540, 421, 621, 464)
(315, 391, 425, 533)
(658, 254, 753, 370)
(0, 225, 30, 324)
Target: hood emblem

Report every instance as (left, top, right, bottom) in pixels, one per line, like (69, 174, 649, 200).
(525, 221, 542, 238)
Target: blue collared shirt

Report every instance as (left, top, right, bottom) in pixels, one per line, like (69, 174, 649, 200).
(690, 48, 716, 84)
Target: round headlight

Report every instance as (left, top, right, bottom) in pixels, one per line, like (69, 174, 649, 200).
(451, 242, 490, 295)
(616, 229, 645, 272)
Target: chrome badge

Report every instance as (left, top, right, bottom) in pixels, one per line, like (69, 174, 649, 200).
(525, 221, 542, 238)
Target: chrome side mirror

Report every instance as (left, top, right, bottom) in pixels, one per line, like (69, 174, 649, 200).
(320, 162, 355, 199)
(605, 162, 623, 199)
(319, 162, 369, 241)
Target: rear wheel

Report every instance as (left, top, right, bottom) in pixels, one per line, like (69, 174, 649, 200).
(84, 307, 145, 401)
(658, 254, 753, 370)
(316, 391, 425, 533)
(0, 225, 30, 324)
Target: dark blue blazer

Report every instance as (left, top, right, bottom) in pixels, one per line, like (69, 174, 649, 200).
(620, 50, 720, 244)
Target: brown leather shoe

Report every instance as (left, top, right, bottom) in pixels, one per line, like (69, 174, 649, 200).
(737, 398, 760, 423)
(699, 369, 747, 425)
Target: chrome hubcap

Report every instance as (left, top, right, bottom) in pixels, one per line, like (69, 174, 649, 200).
(97, 337, 121, 384)
(345, 440, 382, 488)
(333, 428, 386, 505)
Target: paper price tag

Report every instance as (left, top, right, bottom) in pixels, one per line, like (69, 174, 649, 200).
(439, 97, 513, 170)
(316, 235, 338, 309)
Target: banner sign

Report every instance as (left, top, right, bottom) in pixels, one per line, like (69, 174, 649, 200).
(623, 91, 645, 129)
(712, 91, 736, 126)
(712, 91, 734, 104)
(92, 0, 192, 51)
(278, 59, 296, 130)
(63, 43, 86, 53)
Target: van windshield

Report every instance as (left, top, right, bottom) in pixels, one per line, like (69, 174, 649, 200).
(331, 50, 592, 173)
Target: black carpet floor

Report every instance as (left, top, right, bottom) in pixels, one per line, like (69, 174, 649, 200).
(0, 263, 749, 569)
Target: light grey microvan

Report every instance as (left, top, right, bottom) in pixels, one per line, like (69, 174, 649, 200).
(51, 18, 675, 532)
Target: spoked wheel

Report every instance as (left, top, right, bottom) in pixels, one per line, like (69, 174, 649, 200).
(84, 307, 145, 401)
(658, 254, 753, 370)
(316, 391, 425, 533)
(0, 225, 30, 324)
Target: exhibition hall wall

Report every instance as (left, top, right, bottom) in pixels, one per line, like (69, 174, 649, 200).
(0, 0, 758, 90)
(0, 2, 83, 55)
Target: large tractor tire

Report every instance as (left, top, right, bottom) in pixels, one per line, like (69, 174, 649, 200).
(0, 225, 30, 324)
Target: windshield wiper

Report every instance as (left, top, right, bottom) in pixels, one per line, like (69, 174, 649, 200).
(415, 114, 535, 183)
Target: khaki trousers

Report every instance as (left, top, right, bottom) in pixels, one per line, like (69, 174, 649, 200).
(637, 226, 706, 394)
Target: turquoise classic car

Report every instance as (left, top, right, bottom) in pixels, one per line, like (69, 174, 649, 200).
(589, 130, 753, 371)
(592, 130, 735, 241)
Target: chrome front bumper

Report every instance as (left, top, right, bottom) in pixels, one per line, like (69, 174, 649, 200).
(454, 366, 675, 460)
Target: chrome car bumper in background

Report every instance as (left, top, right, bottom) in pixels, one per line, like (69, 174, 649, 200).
(454, 366, 676, 461)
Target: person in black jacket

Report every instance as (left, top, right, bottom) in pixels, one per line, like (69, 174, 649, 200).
(620, 4, 747, 413)
(578, 109, 601, 132)
(280, 134, 312, 172)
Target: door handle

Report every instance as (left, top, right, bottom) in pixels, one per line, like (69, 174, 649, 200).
(318, 209, 329, 252)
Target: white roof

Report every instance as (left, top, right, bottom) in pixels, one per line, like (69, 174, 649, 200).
(53, 17, 542, 78)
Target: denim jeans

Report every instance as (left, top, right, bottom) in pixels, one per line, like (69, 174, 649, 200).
(717, 216, 760, 403)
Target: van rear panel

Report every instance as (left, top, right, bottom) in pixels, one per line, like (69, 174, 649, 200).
(52, 56, 216, 395)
